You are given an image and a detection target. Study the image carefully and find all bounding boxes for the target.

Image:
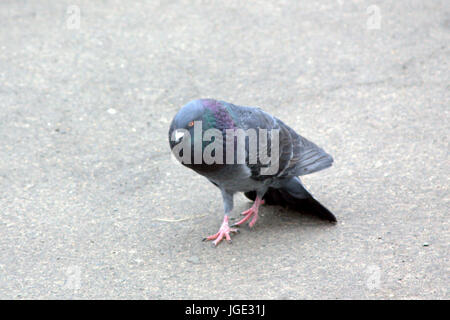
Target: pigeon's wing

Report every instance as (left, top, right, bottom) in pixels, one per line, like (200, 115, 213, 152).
(229, 105, 333, 180)
(280, 122, 334, 177)
(228, 106, 293, 180)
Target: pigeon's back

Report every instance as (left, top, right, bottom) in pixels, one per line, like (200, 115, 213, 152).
(226, 102, 334, 180)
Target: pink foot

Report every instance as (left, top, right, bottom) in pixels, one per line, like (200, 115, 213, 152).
(203, 216, 239, 246)
(233, 197, 264, 228)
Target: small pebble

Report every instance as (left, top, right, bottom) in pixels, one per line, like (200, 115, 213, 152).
(107, 108, 117, 115)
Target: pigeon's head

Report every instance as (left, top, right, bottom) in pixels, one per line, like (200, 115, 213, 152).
(168, 99, 207, 149)
(169, 99, 236, 169)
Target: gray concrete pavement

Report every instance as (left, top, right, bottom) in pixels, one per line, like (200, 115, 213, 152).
(0, 0, 448, 299)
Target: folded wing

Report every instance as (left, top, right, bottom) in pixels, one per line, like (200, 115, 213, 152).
(230, 105, 333, 180)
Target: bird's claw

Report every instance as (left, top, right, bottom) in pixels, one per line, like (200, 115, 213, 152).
(231, 207, 259, 228)
(203, 216, 238, 246)
(232, 197, 264, 228)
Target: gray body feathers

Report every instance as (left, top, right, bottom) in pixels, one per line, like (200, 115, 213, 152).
(169, 99, 336, 222)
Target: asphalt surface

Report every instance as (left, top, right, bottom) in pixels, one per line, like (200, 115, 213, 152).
(0, 0, 448, 299)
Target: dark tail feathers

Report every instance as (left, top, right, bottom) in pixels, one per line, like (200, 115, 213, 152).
(244, 185, 337, 223)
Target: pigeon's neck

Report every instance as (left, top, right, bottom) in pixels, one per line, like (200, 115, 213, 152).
(202, 99, 236, 131)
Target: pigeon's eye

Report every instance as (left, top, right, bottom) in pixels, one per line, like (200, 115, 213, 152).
(188, 121, 194, 127)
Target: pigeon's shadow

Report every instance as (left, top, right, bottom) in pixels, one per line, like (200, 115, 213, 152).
(231, 201, 337, 232)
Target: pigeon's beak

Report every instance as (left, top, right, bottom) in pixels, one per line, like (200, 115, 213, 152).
(174, 129, 185, 143)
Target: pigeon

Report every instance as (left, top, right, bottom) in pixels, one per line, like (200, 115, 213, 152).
(168, 98, 336, 246)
